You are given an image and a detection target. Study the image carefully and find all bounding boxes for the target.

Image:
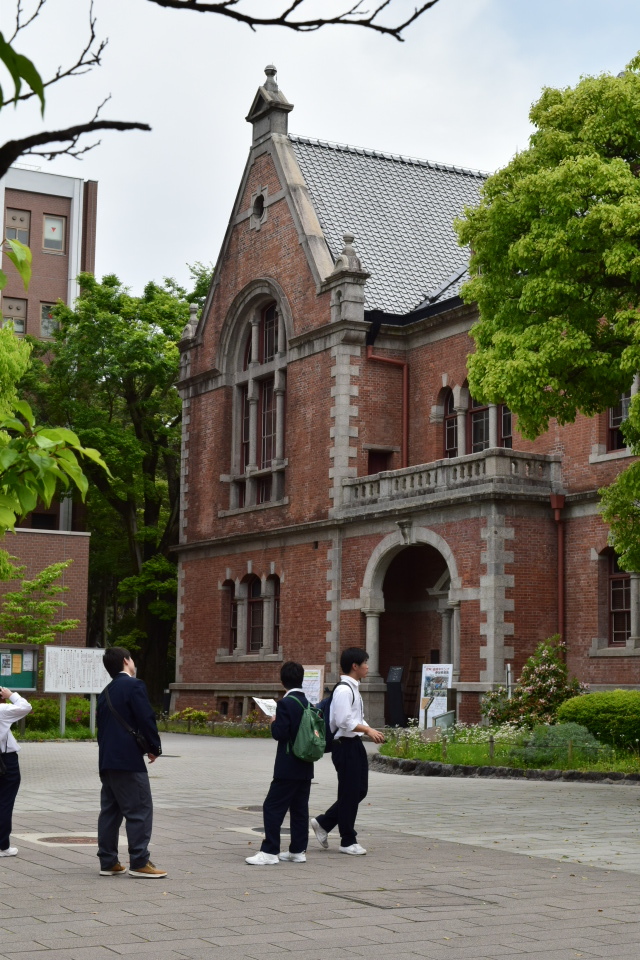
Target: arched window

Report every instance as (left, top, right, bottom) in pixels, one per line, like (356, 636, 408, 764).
(468, 396, 490, 453)
(499, 404, 513, 448)
(609, 553, 630, 645)
(608, 391, 631, 452)
(222, 580, 238, 653)
(231, 300, 286, 509)
(266, 574, 280, 652)
(443, 390, 457, 458)
(246, 575, 264, 652)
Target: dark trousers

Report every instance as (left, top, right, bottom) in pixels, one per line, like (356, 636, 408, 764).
(0, 753, 20, 851)
(316, 736, 368, 847)
(261, 778, 311, 855)
(97, 770, 153, 870)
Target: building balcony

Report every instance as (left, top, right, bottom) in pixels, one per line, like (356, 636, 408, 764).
(338, 448, 563, 517)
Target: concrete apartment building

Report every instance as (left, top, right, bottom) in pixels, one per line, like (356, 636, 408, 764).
(172, 68, 637, 726)
(0, 166, 97, 643)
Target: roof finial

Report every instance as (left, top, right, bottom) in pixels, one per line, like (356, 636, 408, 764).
(330, 231, 365, 274)
(264, 65, 278, 92)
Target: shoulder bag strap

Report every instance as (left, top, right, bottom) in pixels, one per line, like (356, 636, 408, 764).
(104, 683, 136, 737)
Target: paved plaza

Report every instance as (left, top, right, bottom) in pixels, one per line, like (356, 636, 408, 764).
(0, 735, 638, 958)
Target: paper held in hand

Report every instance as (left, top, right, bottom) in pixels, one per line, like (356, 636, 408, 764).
(253, 696, 277, 718)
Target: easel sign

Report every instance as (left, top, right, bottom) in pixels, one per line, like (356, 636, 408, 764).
(302, 665, 325, 705)
(419, 663, 453, 729)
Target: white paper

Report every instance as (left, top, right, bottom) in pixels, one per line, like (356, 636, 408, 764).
(22, 652, 34, 672)
(302, 666, 324, 705)
(1, 653, 11, 677)
(252, 696, 277, 718)
(44, 647, 111, 693)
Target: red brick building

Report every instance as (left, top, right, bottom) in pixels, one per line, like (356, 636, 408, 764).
(173, 67, 637, 725)
(0, 166, 96, 645)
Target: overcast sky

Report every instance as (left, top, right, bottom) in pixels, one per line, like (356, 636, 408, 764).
(1, 0, 640, 295)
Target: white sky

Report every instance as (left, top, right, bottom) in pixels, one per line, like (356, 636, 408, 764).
(1, 0, 639, 294)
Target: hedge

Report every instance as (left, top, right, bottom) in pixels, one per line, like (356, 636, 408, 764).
(557, 690, 640, 747)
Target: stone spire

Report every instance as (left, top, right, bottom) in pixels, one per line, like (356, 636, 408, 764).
(246, 65, 294, 146)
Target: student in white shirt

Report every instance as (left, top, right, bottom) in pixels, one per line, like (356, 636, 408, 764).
(310, 648, 384, 856)
(0, 687, 32, 857)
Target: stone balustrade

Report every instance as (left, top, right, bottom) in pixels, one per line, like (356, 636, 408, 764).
(340, 449, 562, 511)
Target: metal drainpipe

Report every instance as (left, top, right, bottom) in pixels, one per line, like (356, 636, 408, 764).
(550, 493, 566, 648)
(366, 345, 409, 468)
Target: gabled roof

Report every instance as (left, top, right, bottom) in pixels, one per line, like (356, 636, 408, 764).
(289, 134, 487, 314)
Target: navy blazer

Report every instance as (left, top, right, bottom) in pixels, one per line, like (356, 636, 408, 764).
(270, 691, 314, 781)
(97, 673, 162, 773)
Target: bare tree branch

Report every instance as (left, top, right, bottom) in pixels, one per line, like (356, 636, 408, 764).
(6, 0, 107, 104)
(8, 0, 47, 42)
(0, 117, 151, 180)
(144, 0, 440, 39)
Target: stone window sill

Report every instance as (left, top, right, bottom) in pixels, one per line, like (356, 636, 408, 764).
(589, 448, 633, 464)
(589, 639, 640, 657)
(215, 652, 283, 663)
(218, 497, 288, 518)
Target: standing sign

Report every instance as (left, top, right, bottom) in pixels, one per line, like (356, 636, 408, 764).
(44, 647, 111, 693)
(419, 663, 453, 729)
(302, 666, 325, 705)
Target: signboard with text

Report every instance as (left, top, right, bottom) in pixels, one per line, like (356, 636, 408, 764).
(44, 647, 110, 694)
(302, 666, 325, 705)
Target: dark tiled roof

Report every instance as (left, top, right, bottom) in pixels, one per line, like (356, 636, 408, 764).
(289, 134, 487, 314)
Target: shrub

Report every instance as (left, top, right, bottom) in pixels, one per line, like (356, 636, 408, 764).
(509, 722, 606, 766)
(557, 690, 640, 747)
(482, 635, 587, 727)
(25, 698, 59, 731)
(25, 696, 91, 731)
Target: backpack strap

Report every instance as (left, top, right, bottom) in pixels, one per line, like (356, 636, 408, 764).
(285, 695, 306, 755)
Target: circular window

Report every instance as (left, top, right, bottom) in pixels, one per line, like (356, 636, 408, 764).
(253, 194, 265, 219)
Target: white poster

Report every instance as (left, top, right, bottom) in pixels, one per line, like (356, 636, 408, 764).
(419, 664, 453, 729)
(44, 647, 111, 694)
(22, 652, 34, 672)
(302, 666, 324, 705)
(0, 653, 11, 677)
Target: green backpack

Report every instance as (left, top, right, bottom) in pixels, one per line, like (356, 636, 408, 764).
(287, 696, 326, 762)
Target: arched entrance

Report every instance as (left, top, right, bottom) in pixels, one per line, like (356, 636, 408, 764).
(379, 544, 451, 722)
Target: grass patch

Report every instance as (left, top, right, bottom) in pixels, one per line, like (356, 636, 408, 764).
(158, 720, 271, 738)
(381, 723, 640, 774)
(16, 726, 96, 742)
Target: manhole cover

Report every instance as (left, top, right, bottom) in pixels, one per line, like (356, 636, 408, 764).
(39, 836, 98, 845)
(239, 806, 263, 812)
(322, 887, 495, 909)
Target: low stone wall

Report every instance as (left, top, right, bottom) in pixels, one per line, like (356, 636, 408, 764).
(370, 751, 640, 785)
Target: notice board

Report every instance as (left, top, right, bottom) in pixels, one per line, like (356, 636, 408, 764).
(44, 647, 110, 694)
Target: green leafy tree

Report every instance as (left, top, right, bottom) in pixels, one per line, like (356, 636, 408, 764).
(24, 268, 210, 700)
(456, 55, 640, 440)
(482, 636, 587, 728)
(0, 559, 79, 645)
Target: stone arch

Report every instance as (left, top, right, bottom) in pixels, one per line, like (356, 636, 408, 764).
(216, 277, 294, 375)
(360, 525, 460, 611)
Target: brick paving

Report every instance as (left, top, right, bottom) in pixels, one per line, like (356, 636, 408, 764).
(0, 734, 635, 958)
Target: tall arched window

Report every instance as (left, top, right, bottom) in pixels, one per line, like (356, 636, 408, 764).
(247, 575, 264, 652)
(222, 580, 238, 653)
(443, 390, 457, 458)
(231, 301, 287, 510)
(467, 396, 490, 452)
(609, 553, 631, 646)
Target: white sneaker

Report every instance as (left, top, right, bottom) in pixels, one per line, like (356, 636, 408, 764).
(310, 818, 329, 849)
(245, 851, 279, 865)
(0, 847, 17, 857)
(278, 851, 306, 862)
(339, 843, 366, 856)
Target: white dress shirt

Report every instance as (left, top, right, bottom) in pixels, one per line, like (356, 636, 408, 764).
(0, 693, 32, 754)
(330, 675, 365, 739)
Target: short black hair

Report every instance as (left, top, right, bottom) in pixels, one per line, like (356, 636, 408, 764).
(103, 647, 131, 679)
(340, 647, 369, 674)
(280, 661, 304, 690)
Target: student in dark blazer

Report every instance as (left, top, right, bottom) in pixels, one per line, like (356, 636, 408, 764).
(246, 661, 313, 865)
(97, 647, 166, 878)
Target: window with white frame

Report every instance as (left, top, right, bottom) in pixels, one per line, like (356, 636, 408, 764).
(43, 215, 65, 252)
(608, 391, 631, 452)
(230, 301, 287, 510)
